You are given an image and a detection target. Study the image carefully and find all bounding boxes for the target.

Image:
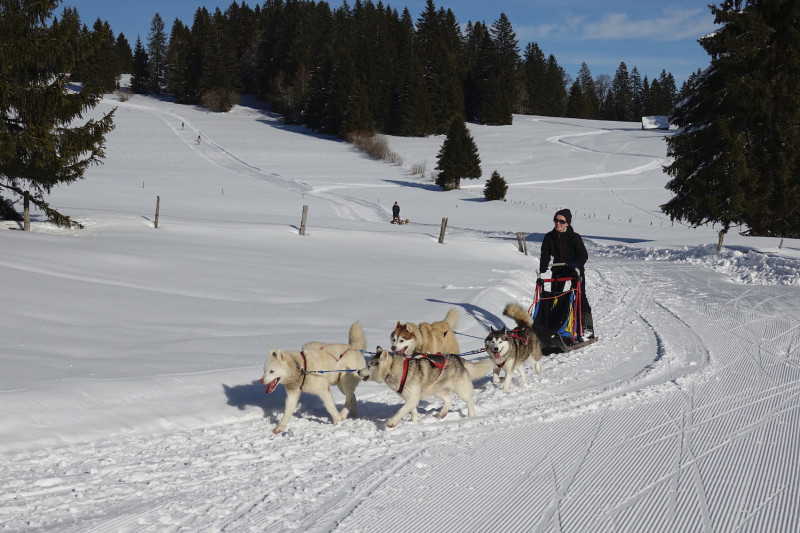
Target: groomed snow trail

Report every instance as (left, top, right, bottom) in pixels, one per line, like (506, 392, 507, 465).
(2, 258, 798, 532)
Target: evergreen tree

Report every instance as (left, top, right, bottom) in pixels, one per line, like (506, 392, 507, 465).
(540, 54, 568, 117)
(462, 21, 490, 123)
(199, 8, 240, 111)
(520, 42, 546, 115)
(0, 0, 115, 228)
(565, 80, 584, 118)
(611, 61, 633, 121)
(484, 170, 508, 201)
(483, 13, 518, 125)
(631, 67, 643, 119)
(115, 33, 134, 74)
(576, 62, 599, 118)
(663, 0, 800, 240)
(164, 19, 191, 103)
(147, 13, 167, 95)
(130, 36, 149, 93)
(72, 19, 120, 93)
(435, 117, 481, 190)
(415, 2, 464, 133)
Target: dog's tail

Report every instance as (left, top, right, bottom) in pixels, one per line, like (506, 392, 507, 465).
(503, 302, 533, 328)
(463, 357, 494, 380)
(348, 321, 367, 351)
(444, 308, 460, 330)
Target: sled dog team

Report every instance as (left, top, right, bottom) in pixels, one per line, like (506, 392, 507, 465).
(259, 304, 543, 433)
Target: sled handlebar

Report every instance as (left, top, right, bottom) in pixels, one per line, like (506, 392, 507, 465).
(538, 263, 581, 283)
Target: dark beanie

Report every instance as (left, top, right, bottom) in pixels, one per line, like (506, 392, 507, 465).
(555, 208, 572, 224)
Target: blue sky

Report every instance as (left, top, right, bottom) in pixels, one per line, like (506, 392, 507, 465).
(61, 0, 718, 85)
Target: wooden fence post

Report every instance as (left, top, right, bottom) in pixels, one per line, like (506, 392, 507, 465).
(300, 205, 308, 235)
(23, 191, 30, 231)
(154, 195, 160, 229)
(516, 232, 527, 255)
(438, 217, 448, 244)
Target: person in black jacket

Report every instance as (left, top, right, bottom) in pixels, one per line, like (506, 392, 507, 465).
(539, 208, 594, 339)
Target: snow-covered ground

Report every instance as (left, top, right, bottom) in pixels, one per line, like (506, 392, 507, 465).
(1, 88, 799, 532)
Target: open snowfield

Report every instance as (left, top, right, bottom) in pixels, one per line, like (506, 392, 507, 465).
(1, 88, 799, 532)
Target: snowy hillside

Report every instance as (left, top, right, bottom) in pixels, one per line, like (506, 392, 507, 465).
(1, 90, 799, 532)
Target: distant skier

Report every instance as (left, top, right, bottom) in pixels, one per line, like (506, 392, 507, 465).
(196, 135, 201, 144)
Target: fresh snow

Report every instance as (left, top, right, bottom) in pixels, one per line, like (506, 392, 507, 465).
(1, 88, 799, 532)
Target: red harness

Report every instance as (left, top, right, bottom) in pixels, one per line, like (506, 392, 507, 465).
(397, 354, 446, 393)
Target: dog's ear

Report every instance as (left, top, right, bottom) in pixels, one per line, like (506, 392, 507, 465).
(396, 321, 402, 328)
(276, 349, 287, 360)
(269, 348, 278, 358)
(489, 327, 496, 334)
(405, 323, 414, 333)
(501, 327, 507, 334)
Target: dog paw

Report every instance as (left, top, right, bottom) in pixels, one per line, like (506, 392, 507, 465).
(386, 420, 397, 428)
(273, 426, 285, 434)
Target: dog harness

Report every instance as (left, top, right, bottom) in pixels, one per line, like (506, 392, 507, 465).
(297, 351, 308, 390)
(509, 328, 528, 344)
(295, 348, 359, 390)
(397, 354, 446, 393)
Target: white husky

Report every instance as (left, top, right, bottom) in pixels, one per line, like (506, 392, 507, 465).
(260, 321, 366, 433)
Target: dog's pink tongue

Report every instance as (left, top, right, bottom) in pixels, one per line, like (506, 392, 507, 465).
(265, 378, 280, 394)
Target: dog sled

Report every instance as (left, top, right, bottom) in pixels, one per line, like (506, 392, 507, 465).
(530, 264, 598, 352)
(391, 216, 409, 225)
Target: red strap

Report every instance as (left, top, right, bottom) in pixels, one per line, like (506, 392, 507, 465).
(397, 357, 410, 393)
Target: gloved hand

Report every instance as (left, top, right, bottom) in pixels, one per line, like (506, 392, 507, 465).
(536, 278, 544, 286)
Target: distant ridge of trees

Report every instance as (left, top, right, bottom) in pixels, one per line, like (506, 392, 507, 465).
(63, 0, 682, 137)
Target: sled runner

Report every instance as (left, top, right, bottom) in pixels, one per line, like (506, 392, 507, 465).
(530, 264, 597, 352)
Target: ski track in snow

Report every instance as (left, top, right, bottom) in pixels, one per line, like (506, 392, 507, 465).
(3, 103, 800, 532)
(3, 258, 799, 532)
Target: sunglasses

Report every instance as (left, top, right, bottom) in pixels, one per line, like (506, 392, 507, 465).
(553, 218, 567, 224)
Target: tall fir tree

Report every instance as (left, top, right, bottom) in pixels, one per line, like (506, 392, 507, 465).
(576, 62, 600, 119)
(72, 19, 121, 93)
(0, 0, 115, 228)
(663, 0, 800, 240)
(540, 54, 568, 117)
(611, 61, 633, 121)
(130, 36, 149, 94)
(115, 33, 134, 74)
(435, 117, 482, 190)
(520, 42, 546, 115)
(630, 67, 643, 119)
(483, 13, 518, 125)
(164, 19, 192, 103)
(147, 13, 167, 95)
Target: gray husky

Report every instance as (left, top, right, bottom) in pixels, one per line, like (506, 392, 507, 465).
(358, 346, 494, 427)
(484, 302, 543, 393)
